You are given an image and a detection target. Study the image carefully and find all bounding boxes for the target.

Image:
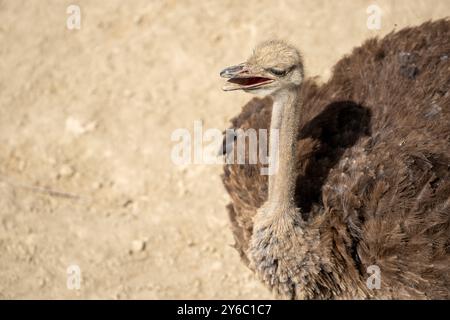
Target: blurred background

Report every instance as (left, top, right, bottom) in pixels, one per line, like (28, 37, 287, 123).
(0, 0, 448, 299)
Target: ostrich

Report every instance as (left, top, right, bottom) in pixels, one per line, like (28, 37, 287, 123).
(220, 19, 450, 299)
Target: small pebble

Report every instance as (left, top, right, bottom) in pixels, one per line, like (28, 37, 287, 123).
(122, 198, 133, 208)
(59, 165, 75, 178)
(92, 181, 103, 190)
(187, 240, 195, 247)
(130, 240, 146, 253)
(133, 15, 143, 25)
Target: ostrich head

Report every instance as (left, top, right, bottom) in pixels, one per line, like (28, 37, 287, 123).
(220, 40, 304, 95)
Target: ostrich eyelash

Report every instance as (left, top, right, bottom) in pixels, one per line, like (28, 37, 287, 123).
(267, 68, 287, 76)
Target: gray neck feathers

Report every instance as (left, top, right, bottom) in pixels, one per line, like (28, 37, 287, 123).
(267, 87, 300, 210)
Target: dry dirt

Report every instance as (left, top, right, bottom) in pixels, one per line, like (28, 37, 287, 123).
(0, 0, 448, 299)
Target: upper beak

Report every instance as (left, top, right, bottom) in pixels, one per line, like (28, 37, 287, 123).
(220, 63, 274, 91)
(220, 63, 246, 78)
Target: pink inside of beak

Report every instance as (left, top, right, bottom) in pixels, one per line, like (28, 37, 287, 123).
(227, 77, 272, 86)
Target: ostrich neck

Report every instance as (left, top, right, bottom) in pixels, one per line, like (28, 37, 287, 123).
(268, 87, 300, 209)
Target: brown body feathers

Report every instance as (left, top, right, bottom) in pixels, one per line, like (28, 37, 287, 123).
(221, 20, 450, 299)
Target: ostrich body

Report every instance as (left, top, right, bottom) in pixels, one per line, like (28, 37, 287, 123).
(220, 20, 450, 299)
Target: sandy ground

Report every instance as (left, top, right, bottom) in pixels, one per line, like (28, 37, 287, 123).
(0, 0, 448, 299)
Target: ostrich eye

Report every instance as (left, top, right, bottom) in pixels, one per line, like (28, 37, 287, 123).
(267, 68, 287, 77)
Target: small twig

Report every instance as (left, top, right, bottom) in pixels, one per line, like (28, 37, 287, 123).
(0, 176, 85, 200)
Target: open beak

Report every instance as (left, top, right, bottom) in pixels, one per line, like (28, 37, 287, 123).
(220, 63, 274, 91)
